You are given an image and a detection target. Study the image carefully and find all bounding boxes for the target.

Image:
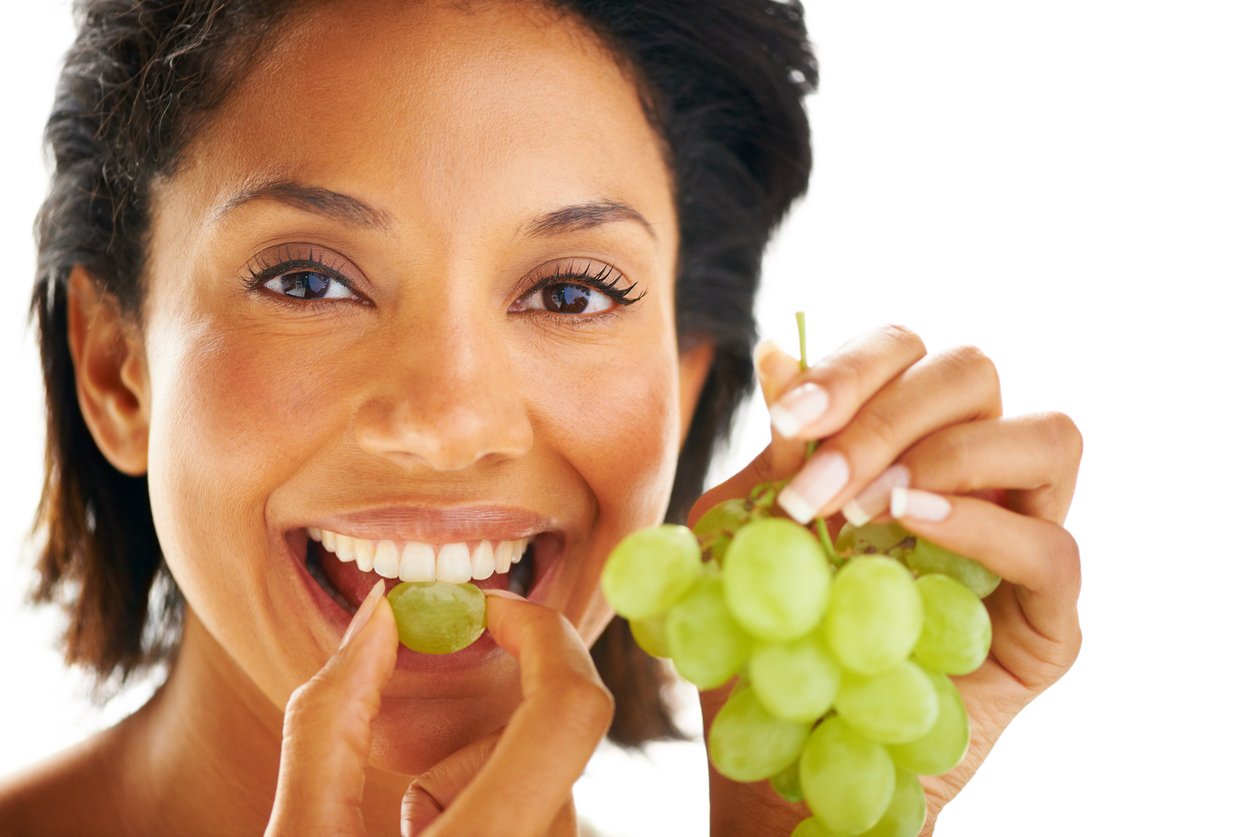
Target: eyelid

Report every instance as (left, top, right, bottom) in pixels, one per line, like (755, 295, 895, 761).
(514, 258, 645, 305)
(240, 242, 372, 307)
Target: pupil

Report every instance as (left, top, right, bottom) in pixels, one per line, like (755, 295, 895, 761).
(546, 284, 590, 313)
(280, 272, 330, 298)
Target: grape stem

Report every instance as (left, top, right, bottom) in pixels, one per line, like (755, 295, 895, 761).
(794, 311, 837, 563)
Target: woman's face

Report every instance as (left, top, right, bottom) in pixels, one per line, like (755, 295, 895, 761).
(132, 0, 706, 767)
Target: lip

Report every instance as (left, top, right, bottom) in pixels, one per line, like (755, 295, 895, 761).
(314, 504, 555, 544)
(281, 522, 565, 673)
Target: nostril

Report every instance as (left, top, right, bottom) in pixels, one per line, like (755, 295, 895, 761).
(353, 398, 533, 472)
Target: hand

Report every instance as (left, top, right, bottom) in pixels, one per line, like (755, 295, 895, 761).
(689, 324, 1083, 835)
(264, 583, 613, 837)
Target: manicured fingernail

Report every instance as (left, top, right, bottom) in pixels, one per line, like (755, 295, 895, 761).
(770, 383, 829, 438)
(890, 487, 951, 522)
(341, 579, 386, 649)
(778, 451, 850, 524)
(842, 464, 911, 526)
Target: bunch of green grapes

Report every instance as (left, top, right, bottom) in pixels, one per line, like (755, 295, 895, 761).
(601, 490, 999, 837)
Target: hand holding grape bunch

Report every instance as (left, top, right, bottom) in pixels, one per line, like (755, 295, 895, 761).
(607, 319, 1083, 835)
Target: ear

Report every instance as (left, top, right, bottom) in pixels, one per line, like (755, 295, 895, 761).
(676, 339, 716, 441)
(66, 266, 151, 476)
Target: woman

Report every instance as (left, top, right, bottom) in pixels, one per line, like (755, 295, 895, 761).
(0, 0, 1082, 833)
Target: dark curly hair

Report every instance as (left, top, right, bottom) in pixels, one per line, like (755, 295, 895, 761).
(29, 0, 818, 747)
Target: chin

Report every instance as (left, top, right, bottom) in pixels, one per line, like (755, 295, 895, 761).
(366, 683, 524, 776)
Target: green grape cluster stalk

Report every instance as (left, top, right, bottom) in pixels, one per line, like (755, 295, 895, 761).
(599, 313, 1001, 837)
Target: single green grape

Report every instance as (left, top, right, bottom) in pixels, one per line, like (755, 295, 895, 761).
(666, 574, 751, 690)
(749, 633, 841, 723)
(387, 581, 485, 654)
(692, 498, 752, 563)
(800, 716, 895, 836)
(836, 521, 1000, 599)
(723, 518, 830, 641)
(791, 818, 838, 837)
(887, 667, 970, 775)
(770, 758, 804, 803)
(912, 574, 992, 675)
(834, 521, 913, 558)
(903, 537, 1000, 599)
(601, 524, 702, 620)
(628, 612, 671, 659)
(824, 557, 922, 675)
(708, 688, 810, 783)
(833, 661, 939, 745)
(857, 767, 927, 837)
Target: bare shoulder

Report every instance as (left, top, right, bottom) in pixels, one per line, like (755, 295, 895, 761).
(0, 728, 130, 837)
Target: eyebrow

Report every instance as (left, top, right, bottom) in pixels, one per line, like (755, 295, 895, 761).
(214, 178, 656, 243)
(521, 200, 657, 243)
(214, 179, 396, 232)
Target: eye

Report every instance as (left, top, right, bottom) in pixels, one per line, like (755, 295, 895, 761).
(240, 243, 367, 308)
(518, 282, 615, 315)
(262, 269, 355, 301)
(510, 259, 645, 318)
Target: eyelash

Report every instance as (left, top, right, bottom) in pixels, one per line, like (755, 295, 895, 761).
(240, 250, 646, 320)
(522, 259, 647, 317)
(241, 245, 367, 313)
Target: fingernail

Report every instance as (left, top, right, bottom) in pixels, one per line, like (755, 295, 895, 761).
(341, 579, 386, 649)
(482, 588, 526, 601)
(890, 487, 951, 522)
(777, 451, 850, 524)
(770, 383, 829, 438)
(842, 464, 911, 526)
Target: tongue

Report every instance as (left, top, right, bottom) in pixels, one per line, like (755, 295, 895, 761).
(316, 541, 509, 609)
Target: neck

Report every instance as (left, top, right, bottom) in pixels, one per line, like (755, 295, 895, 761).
(116, 610, 414, 835)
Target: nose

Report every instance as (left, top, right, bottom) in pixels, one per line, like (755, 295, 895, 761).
(353, 317, 533, 471)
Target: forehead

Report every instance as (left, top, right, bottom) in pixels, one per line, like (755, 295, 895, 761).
(161, 0, 674, 257)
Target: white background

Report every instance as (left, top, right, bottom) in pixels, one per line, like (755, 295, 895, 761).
(2, 2, 1251, 835)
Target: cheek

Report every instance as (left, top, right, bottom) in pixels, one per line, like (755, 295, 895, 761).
(144, 321, 343, 668)
(551, 348, 679, 527)
(535, 341, 682, 635)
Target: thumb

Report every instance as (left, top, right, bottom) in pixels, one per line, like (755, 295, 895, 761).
(266, 580, 398, 837)
(689, 339, 807, 526)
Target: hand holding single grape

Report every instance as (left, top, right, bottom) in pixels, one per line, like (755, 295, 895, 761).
(265, 583, 612, 836)
(688, 323, 1083, 835)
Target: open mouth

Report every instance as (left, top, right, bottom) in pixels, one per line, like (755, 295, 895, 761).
(300, 528, 553, 613)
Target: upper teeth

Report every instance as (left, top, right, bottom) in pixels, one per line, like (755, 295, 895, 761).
(309, 527, 528, 583)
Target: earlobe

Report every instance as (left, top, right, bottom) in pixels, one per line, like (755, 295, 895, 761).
(66, 266, 150, 477)
(677, 340, 716, 439)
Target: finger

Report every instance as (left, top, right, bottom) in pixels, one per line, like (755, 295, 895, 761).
(768, 324, 927, 440)
(846, 413, 1083, 526)
(424, 593, 612, 836)
(889, 489, 1081, 643)
(905, 413, 1081, 525)
(402, 731, 503, 835)
(266, 580, 398, 837)
(753, 338, 804, 404)
(779, 345, 1002, 524)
